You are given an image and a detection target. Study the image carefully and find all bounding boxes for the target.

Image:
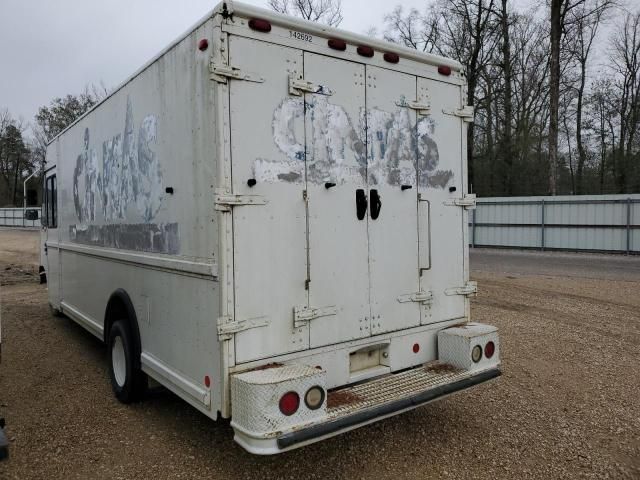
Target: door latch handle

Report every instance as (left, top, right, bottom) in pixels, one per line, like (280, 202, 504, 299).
(325, 182, 336, 189)
(356, 189, 367, 220)
(370, 189, 382, 220)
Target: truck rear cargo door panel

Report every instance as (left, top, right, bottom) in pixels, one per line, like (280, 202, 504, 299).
(303, 53, 371, 348)
(228, 37, 309, 363)
(365, 66, 422, 335)
(416, 78, 466, 323)
(227, 35, 467, 363)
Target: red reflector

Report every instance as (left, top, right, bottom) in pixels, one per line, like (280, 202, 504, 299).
(412, 343, 420, 353)
(204, 375, 211, 388)
(328, 38, 347, 51)
(249, 18, 271, 32)
(357, 45, 374, 57)
(279, 391, 300, 416)
(383, 52, 399, 64)
(198, 39, 209, 51)
(438, 65, 452, 76)
(485, 341, 495, 359)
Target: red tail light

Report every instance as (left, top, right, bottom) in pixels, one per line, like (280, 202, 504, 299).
(249, 18, 271, 32)
(279, 391, 300, 416)
(485, 341, 495, 359)
(438, 65, 452, 76)
(357, 45, 374, 57)
(328, 38, 347, 51)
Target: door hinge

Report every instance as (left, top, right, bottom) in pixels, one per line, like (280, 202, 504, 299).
(209, 61, 265, 84)
(289, 74, 334, 96)
(396, 99, 431, 116)
(215, 189, 268, 212)
(217, 315, 270, 340)
(444, 193, 476, 210)
(443, 105, 474, 122)
(397, 290, 433, 304)
(293, 305, 337, 328)
(445, 281, 478, 297)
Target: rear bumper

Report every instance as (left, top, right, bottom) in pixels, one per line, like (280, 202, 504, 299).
(278, 367, 500, 450)
(232, 365, 501, 454)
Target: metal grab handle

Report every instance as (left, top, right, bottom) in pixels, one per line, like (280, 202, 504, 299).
(370, 189, 382, 220)
(356, 189, 367, 220)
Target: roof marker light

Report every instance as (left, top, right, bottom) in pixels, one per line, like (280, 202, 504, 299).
(383, 52, 399, 64)
(438, 65, 452, 76)
(357, 45, 374, 58)
(328, 38, 347, 51)
(198, 39, 209, 51)
(249, 18, 271, 33)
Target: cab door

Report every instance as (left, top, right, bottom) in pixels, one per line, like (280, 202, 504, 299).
(43, 169, 61, 309)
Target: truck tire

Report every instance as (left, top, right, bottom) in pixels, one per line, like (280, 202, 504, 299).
(107, 320, 147, 403)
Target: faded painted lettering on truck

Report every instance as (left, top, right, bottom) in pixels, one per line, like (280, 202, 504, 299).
(253, 96, 452, 188)
(70, 97, 178, 254)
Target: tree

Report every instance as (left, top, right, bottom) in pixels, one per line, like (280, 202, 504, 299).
(382, 0, 499, 189)
(498, 0, 514, 193)
(268, 0, 343, 26)
(610, 11, 640, 192)
(382, 6, 441, 53)
(35, 90, 100, 142)
(0, 112, 32, 206)
(31, 86, 106, 173)
(564, 0, 613, 193)
(548, 0, 614, 194)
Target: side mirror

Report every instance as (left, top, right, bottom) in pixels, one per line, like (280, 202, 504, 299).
(25, 209, 39, 221)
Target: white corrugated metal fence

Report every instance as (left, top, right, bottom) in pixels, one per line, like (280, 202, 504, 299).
(0, 208, 42, 228)
(470, 195, 640, 254)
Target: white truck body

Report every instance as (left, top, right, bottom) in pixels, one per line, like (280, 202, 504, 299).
(41, 1, 500, 454)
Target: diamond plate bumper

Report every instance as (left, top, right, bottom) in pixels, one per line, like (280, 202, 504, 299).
(233, 363, 501, 454)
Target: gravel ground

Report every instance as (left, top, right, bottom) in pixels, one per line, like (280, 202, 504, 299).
(0, 230, 639, 479)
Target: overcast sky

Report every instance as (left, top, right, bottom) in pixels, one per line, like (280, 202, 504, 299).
(0, 0, 438, 127)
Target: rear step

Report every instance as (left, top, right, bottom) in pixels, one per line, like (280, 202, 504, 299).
(277, 363, 501, 449)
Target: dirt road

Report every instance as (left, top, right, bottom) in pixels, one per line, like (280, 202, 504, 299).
(0, 231, 638, 479)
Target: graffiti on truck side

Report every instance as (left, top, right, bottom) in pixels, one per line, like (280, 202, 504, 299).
(71, 97, 178, 254)
(73, 96, 163, 224)
(253, 96, 453, 188)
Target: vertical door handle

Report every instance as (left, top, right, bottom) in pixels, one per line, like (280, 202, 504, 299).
(356, 189, 367, 220)
(370, 189, 382, 220)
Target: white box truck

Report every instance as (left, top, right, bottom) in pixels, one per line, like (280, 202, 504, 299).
(40, 1, 501, 454)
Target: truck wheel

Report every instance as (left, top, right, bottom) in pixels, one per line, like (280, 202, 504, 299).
(107, 320, 146, 403)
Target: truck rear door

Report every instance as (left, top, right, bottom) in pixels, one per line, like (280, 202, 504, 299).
(228, 36, 310, 363)
(227, 35, 467, 363)
(303, 53, 371, 349)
